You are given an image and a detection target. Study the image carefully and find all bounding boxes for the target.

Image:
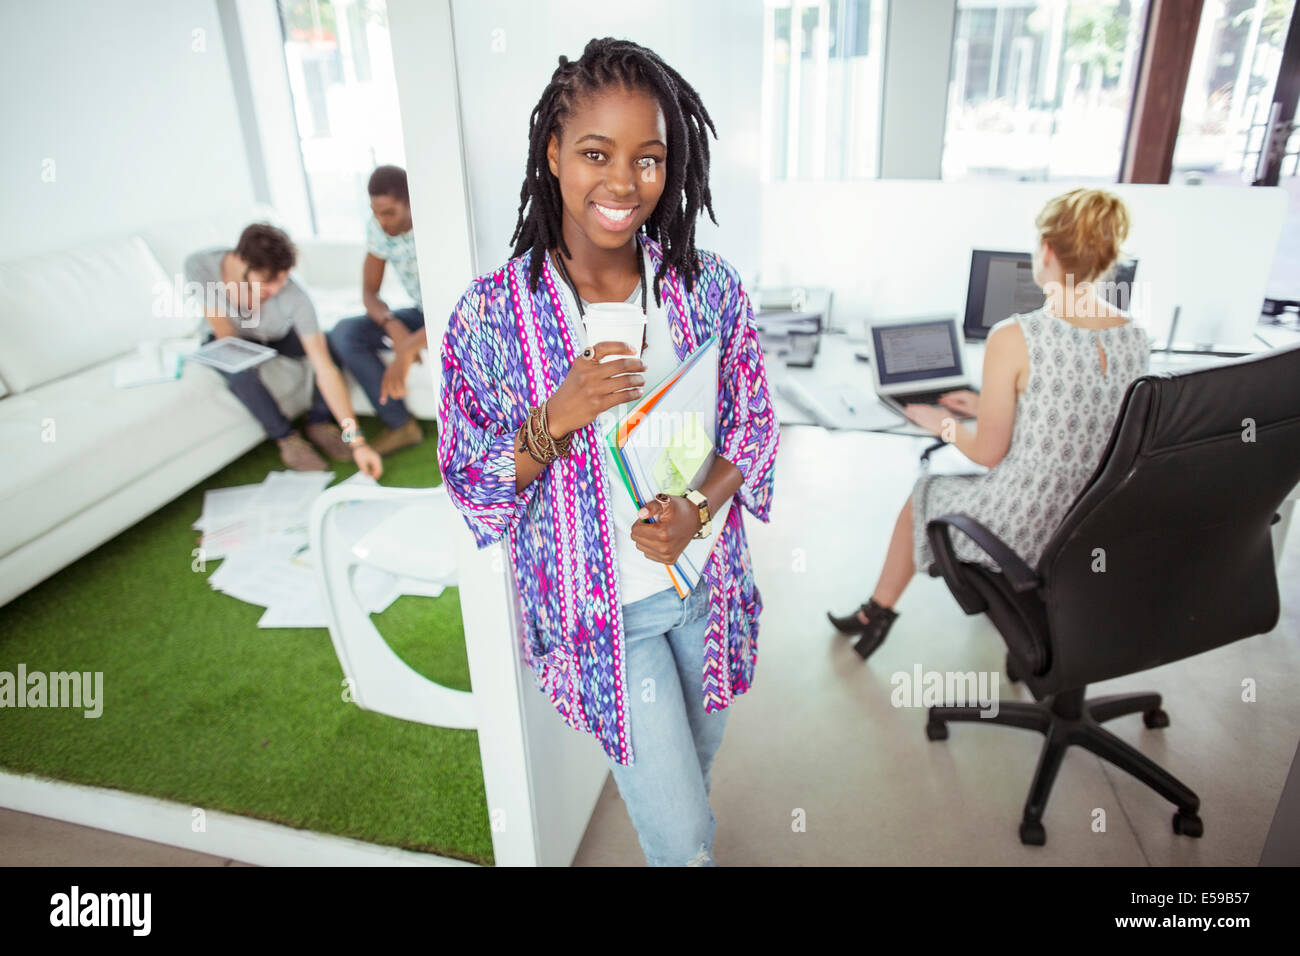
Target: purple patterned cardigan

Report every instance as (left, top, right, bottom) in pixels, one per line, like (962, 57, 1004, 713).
(436, 234, 779, 765)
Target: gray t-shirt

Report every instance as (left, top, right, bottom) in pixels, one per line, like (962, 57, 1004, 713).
(183, 247, 319, 342)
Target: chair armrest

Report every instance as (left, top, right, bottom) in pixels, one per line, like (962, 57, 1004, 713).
(926, 513, 1041, 594)
(308, 485, 442, 544)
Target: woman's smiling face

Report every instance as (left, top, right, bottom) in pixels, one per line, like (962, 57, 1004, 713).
(547, 84, 668, 251)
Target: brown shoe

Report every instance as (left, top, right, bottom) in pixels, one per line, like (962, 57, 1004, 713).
(369, 418, 424, 457)
(305, 421, 353, 462)
(277, 431, 329, 471)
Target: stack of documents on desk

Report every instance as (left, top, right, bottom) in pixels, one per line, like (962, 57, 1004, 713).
(756, 310, 823, 367)
(778, 378, 904, 431)
(603, 335, 733, 597)
(755, 310, 821, 336)
(193, 471, 453, 628)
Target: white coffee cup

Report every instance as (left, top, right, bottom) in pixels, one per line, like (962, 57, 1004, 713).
(582, 302, 645, 364)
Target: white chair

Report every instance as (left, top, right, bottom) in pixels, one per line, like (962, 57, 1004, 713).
(311, 480, 619, 865)
(308, 484, 473, 729)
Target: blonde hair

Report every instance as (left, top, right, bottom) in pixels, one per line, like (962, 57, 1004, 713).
(1034, 188, 1130, 283)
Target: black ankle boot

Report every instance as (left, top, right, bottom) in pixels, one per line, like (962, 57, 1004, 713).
(851, 599, 898, 661)
(827, 597, 895, 636)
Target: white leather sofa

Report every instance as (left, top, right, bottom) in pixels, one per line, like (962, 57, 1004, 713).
(0, 209, 436, 607)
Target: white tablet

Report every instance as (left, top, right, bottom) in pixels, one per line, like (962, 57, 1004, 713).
(190, 336, 278, 374)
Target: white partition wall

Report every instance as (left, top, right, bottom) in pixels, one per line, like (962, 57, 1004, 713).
(386, 0, 538, 867)
(762, 180, 1289, 348)
(386, 0, 615, 867)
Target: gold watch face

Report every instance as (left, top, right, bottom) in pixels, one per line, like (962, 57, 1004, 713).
(685, 490, 710, 536)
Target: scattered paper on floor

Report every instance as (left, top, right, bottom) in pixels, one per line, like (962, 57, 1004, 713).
(193, 471, 458, 629)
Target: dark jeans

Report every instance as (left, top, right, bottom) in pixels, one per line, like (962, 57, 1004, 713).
(201, 328, 336, 440)
(328, 307, 425, 430)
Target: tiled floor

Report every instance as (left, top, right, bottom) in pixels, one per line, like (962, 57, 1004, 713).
(572, 425, 1300, 866)
(4, 409, 1298, 867)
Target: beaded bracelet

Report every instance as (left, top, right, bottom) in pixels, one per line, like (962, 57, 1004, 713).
(535, 403, 572, 460)
(517, 402, 571, 464)
(523, 404, 569, 463)
(520, 410, 548, 464)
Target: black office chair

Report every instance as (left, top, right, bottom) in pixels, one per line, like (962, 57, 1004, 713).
(924, 343, 1300, 845)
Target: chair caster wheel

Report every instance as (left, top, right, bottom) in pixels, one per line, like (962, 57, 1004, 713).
(1173, 810, 1203, 838)
(1019, 820, 1046, 846)
(1143, 708, 1170, 729)
(925, 721, 948, 741)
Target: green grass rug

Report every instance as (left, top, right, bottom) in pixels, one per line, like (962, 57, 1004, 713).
(0, 417, 493, 865)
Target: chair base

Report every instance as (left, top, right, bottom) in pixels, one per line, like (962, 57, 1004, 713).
(926, 687, 1203, 846)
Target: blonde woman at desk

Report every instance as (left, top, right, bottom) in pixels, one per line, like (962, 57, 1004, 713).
(828, 188, 1148, 660)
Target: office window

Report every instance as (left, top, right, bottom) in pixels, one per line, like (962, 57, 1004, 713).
(278, 0, 406, 238)
(1171, 0, 1298, 183)
(942, 0, 1149, 182)
(762, 0, 889, 180)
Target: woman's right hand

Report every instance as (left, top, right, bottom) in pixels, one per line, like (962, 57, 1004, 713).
(545, 341, 646, 438)
(937, 389, 979, 417)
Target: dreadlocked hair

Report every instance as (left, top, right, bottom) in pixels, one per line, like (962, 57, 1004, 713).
(509, 37, 718, 305)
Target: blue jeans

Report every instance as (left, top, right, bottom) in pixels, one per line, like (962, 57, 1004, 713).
(328, 307, 425, 430)
(200, 327, 335, 440)
(608, 582, 729, 866)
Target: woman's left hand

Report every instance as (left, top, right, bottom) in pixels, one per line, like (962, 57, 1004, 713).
(902, 403, 956, 437)
(629, 493, 701, 566)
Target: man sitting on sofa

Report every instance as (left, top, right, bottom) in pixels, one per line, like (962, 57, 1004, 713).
(327, 165, 426, 457)
(185, 223, 383, 478)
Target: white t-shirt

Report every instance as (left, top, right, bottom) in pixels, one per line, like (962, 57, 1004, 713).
(366, 216, 422, 309)
(552, 242, 678, 607)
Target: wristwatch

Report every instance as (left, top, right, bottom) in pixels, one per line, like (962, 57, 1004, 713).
(684, 488, 711, 539)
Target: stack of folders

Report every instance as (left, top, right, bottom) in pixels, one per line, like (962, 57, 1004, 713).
(603, 334, 733, 597)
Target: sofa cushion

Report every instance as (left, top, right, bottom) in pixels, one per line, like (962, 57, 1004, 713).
(0, 236, 183, 393)
(0, 354, 310, 559)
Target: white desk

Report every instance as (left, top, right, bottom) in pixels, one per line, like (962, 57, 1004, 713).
(767, 331, 1275, 435)
(766, 330, 1299, 561)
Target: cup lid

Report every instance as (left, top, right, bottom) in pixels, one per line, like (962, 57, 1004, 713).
(582, 301, 643, 318)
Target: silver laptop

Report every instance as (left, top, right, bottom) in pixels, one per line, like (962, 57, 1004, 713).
(865, 315, 978, 419)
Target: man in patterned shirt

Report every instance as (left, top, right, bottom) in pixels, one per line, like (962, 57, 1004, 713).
(328, 165, 426, 456)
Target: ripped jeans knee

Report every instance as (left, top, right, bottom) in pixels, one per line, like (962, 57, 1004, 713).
(686, 843, 716, 867)
(645, 842, 717, 867)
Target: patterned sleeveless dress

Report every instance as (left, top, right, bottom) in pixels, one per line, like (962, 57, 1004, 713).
(911, 307, 1150, 573)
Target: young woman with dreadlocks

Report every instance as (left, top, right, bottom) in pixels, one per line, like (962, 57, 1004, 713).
(437, 37, 778, 866)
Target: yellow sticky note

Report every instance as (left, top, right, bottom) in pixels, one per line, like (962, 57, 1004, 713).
(652, 412, 713, 496)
